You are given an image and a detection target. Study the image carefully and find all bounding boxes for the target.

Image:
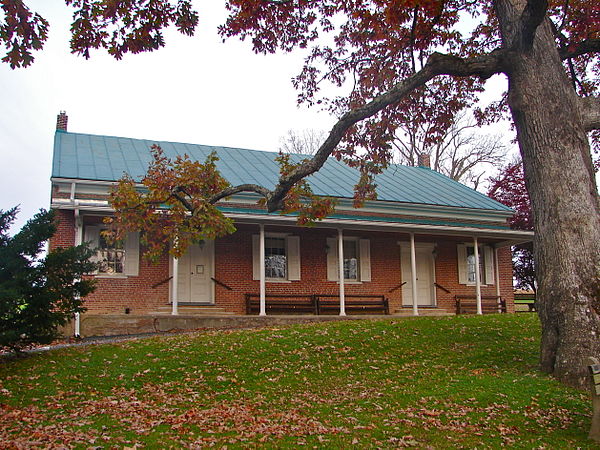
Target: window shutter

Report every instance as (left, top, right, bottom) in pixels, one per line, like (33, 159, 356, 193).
(252, 234, 260, 280)
(359, 239, 371, 282)
(286, 236, 301, 280)
(84, 226, 100, 249)
(457, 244, 468, 284)
(484, 246, 495, 285)
(124, 232, 140, 276)
(326, 237, 339, 281)
(83, 226, 101, 267)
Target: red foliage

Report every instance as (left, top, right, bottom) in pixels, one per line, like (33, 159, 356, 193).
(220, 0, 598, 204)
(487, 161, 536, 291)
(487, 161, 532, 231)
(107, 145, 235, 260)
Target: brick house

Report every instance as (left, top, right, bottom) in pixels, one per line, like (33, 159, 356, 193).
(49, 113, 532, 336)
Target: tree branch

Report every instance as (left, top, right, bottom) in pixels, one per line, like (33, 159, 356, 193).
(580, 96, 600, 132)
(519, 0, 548, 50)
(265, 50, 507, 211)
(559, 39, 600, 59)
(171, 187, 195, 211)
(209, 184, 272, 204)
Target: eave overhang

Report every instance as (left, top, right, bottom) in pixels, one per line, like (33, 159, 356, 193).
(51, 177, 514, 224)
(50, 196, 533, 247)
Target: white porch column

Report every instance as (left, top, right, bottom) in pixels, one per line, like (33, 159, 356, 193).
(259, 224, 266, 316)
(74, 212, 83, 337)
(171, 256, 179, 315)
(337, 228, 346, 316)
(494, 246, 502, 312)
(473, 236, 482, 315)
(409, 232, 419, 316)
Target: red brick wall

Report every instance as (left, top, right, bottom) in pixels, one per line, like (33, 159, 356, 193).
(428, 239, 515, 313)
(50, 210, 170, 314)
(50, 211, 515, 315)
(81, 255, 170, 314)
(214, 225, 405, 314)
(49, 209, 75, 250)
(214, 225, 515, 315)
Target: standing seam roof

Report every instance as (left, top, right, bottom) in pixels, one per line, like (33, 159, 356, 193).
(51, 131, 512, 212)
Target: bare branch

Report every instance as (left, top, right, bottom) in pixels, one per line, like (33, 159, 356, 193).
(279, 129, 327, 155)
(520, 0, 549, 50)
(580, 96, 600, 132)
(266, 50, 506, 211)
(394, 109, 507, 188)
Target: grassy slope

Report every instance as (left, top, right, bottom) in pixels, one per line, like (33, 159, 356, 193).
(0, 314, 596, 448)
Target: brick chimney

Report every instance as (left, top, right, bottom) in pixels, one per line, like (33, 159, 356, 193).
(417, 153, 431, 168)
(56, 111, 68, 131)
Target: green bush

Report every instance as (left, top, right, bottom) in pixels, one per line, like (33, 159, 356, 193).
(0, 208, 96, 350)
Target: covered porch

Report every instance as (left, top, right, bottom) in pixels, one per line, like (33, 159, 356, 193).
(166, 213, 532, 318)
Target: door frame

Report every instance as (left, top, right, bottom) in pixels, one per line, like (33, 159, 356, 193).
(399, 242, 437, 306)
(169, 240, 215, 305)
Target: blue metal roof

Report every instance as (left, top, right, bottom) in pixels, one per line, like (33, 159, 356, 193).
(52, 131, 511, 212)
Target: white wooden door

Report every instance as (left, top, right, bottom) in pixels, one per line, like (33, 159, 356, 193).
(176, 241, 214, 304)
(401, 246, 435, 306)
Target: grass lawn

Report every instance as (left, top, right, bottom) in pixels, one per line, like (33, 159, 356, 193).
(0, 314, 596, 448)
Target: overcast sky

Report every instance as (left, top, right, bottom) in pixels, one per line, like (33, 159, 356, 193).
(0, 2, 514, 233)
(0, 2, 337, 232)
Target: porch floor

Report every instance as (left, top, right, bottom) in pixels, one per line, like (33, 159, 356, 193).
(72, 309, 453, 338)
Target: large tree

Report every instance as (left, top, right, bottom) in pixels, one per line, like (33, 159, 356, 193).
(3, 1, 600, 388)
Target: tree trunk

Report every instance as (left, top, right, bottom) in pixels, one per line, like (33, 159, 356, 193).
(496, 0, 600, 388)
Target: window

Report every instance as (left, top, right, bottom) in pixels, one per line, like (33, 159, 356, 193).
(97, 233, 125, 274)
(252, 234, 301, 281)
(457, 243, 494, 285)
(343, 239, 359, 281)
(326, 237, 371, 282)
(83, 224, 139, 276)
(466, 246, 484, 284)
(265, 237, 287, 279)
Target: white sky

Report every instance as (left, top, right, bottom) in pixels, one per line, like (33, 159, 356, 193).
(0, 2, 517, 233)
(0, 2, 338, 231)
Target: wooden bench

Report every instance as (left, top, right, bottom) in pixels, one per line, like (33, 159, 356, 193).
(245, 294, 318, 315)
(514, 293, 536, 312)
(245, 294, 390, 315)
(455, 295, 506, 314)
(316, 295, 389, 315)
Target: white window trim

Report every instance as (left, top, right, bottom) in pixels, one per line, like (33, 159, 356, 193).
(342, 237, 360, 282)
(458, 243, 494, 286)
(326, 236, 371, 283)
(264, 233, 289, 282)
